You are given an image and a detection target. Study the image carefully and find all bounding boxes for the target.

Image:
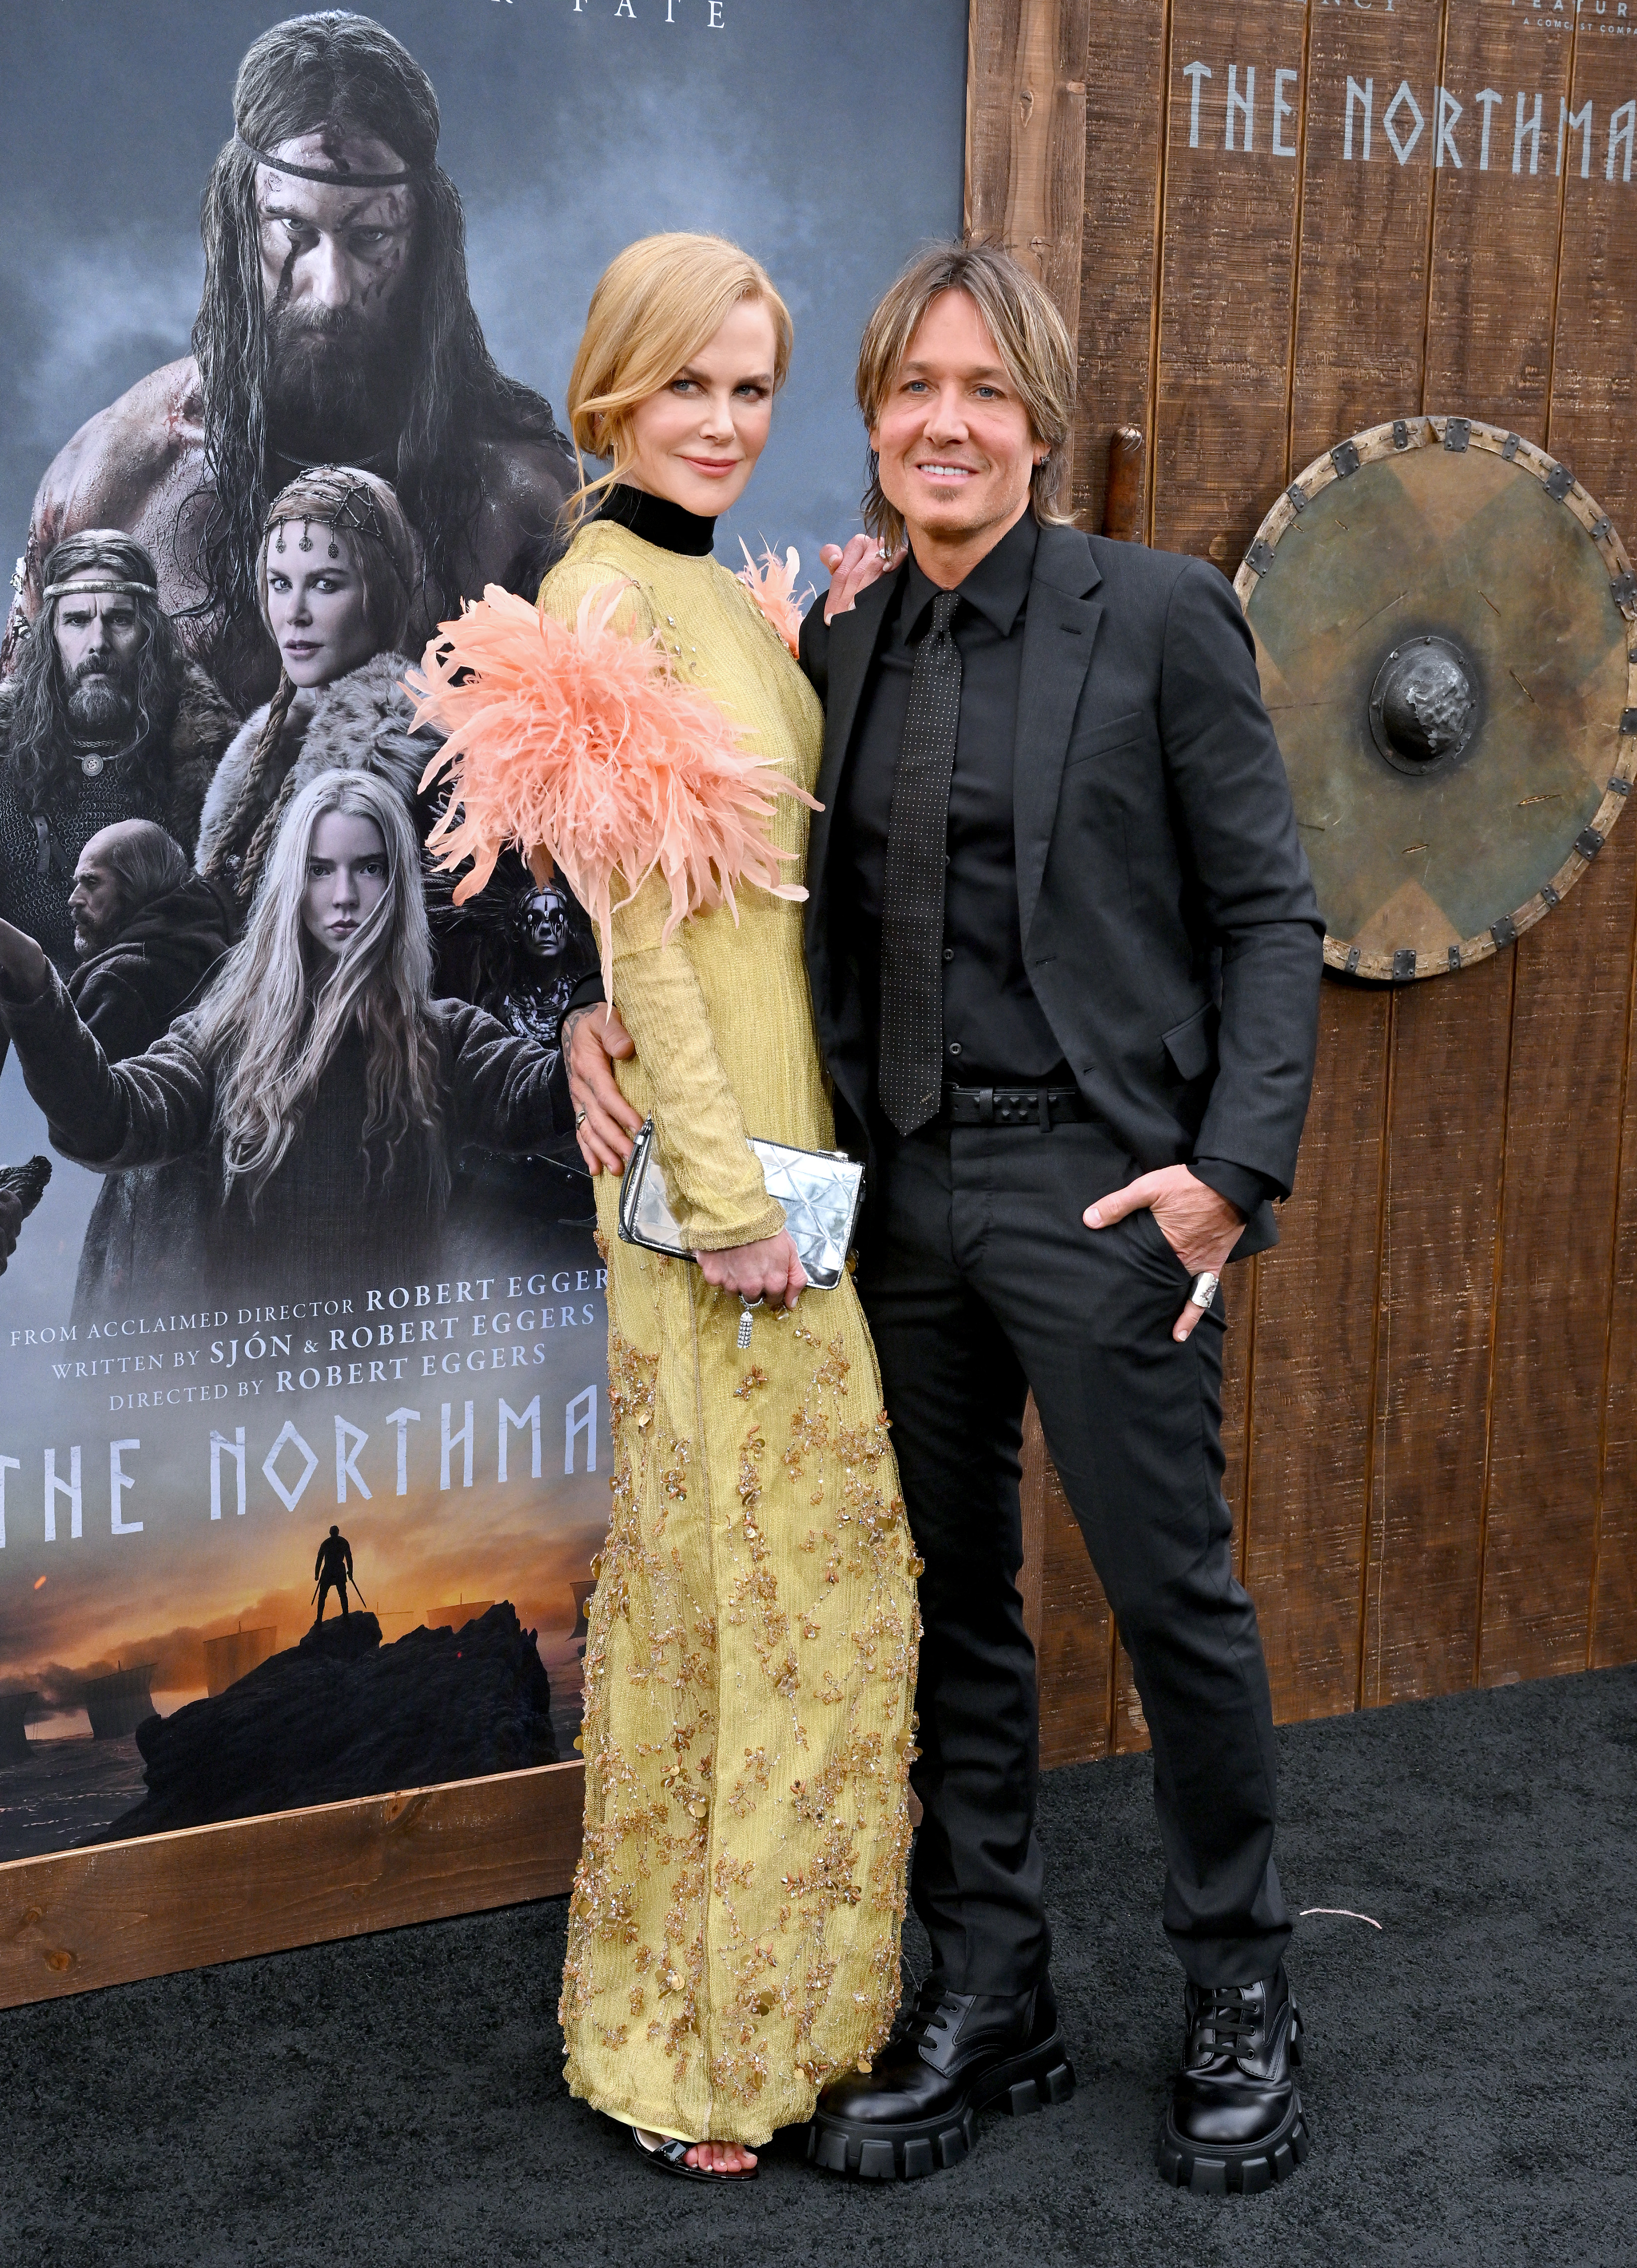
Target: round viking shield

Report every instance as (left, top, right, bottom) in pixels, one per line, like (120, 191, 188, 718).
(1235, 416, 1637, 981)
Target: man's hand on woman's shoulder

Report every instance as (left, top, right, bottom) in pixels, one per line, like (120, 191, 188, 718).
(818, 533, 906, 622)
(564, 1004, 642, 1174)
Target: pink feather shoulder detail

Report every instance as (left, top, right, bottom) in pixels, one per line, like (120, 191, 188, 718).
(406, 581, 818, 998)
(736, 540, 814, 658)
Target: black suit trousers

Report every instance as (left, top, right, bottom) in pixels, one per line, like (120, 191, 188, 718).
(857, 1116, 1292, 1993)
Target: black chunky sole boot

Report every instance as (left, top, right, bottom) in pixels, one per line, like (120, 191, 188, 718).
(808, 1975, 1076, 2181)
(809, 2036, 1076, 2179)
(1156, 2095, 1311, 2194)
(1157, 1984, 1310, 2194)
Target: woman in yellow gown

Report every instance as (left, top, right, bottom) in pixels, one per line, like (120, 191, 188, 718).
(538, 236, 918, 2177)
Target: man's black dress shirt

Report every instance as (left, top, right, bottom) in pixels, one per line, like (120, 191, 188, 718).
(841, 510, 1274, 1222)
(843, 513, 1072, 1091)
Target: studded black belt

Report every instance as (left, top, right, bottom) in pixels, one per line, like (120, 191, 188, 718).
(941, 1084, 1091, 1129)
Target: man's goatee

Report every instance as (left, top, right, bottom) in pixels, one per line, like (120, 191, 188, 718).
(67, 673, 134, 740)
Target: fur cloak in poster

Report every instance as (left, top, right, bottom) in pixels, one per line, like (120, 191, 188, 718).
(194, 651, 435, 878)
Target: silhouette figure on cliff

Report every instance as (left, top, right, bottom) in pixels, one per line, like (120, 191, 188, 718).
(313, 1526, 354, 1624)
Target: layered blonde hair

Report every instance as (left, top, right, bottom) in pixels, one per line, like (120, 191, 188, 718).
(563, 232, 794, 524)
(855, 241, 1077, 552)
(193, 769, 447, 1210)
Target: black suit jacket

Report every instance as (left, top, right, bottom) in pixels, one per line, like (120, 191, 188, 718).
(797, 522, 1324, 1258)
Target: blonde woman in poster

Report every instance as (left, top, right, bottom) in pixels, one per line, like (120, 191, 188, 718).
(415, 233, 918, 2181)
(0, 768, 573, 1302)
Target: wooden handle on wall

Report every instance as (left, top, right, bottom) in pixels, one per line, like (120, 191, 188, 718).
(1102, 427, 1145, 542)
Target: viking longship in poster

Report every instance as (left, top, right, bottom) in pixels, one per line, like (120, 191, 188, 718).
(0, 0, 966, 1864)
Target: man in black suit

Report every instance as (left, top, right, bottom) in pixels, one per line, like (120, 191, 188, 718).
(566, 243, 1323, 2195)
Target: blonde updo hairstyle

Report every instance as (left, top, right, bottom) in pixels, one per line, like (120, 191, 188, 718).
(563, 231, 794, 526)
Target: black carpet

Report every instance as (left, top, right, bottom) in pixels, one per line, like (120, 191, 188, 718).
(4, 1666, 1633, 2268)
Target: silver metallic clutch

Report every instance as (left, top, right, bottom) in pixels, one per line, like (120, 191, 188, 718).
(617, 1117, 863, 1291)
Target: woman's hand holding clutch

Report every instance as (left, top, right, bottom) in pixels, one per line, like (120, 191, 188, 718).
(694, 1229, 806, 1310)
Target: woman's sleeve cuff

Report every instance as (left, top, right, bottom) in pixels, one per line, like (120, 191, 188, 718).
(684, 1201, 787, 1254)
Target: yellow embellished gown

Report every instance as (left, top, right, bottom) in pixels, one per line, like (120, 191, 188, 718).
(540, 517, 920, 2147)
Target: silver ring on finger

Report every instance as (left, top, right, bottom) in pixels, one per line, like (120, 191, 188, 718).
(1188, 1271, 1220, 1310)
(575, 1108, 588, 1129)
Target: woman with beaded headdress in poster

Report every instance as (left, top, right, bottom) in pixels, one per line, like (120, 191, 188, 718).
(413, 232, 919, 2183)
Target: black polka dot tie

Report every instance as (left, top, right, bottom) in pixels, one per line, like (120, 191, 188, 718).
(878, 589, 962, 1136)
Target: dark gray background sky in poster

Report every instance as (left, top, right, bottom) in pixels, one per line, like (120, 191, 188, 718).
(0, 0, 967, 1318)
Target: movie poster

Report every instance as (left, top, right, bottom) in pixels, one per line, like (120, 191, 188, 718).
(0, 0, 965, 1863)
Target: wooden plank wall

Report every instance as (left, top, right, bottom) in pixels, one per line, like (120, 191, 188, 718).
(981, 0, 1637, 1760)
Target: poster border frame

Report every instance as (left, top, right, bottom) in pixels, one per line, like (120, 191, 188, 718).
(0, 1759, 585, 2009)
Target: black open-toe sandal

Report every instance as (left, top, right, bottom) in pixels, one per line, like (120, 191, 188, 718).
(630, 2125, 759, 2182)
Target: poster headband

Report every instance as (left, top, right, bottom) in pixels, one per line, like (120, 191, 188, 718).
(237, 137, 416, 188)
(42, 579, 156, 601)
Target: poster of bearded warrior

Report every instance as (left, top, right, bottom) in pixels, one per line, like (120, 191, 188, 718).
(0, 533, 236, 977)
(6, 12, 576, 710)
(0, 1, 965, 1869)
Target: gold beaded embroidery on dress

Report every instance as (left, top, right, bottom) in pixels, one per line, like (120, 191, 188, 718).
(541, 522, 920, 2147)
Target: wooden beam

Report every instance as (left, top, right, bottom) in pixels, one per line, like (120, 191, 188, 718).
(970, 0, 1096, 1613)
(0, 1760, 585, 2011)
(1247, 984, 1389, 1723)
(966, 0, 1091, 312)
(1149, 0, 1309, 566)
(1546, 15, 1637, 535)
(966, 0, 1092, 490)
(1287, 0, 1440, 473)
(1421, 2, 1573, 442)
(1479, 828, 1637, 1685)
(1074, 0, 1169, 537)
(1361, 964, 1509, 1708)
